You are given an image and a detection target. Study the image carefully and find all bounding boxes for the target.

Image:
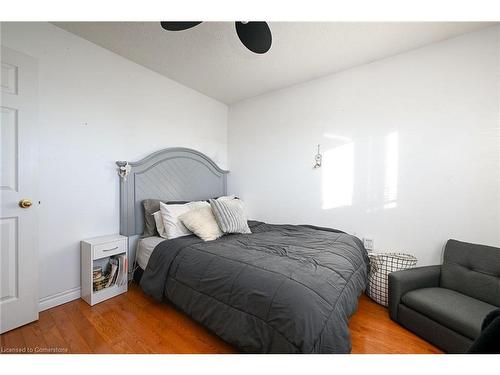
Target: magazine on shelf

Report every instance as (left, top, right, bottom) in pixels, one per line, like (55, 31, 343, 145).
(115, 254, 128, 287)
(105, 258, 119, 288)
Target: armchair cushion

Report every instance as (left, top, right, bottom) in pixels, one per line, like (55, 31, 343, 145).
(388, 265, 441, 320)
(441, 240, 500, 307)
(402, 287, 497, 340)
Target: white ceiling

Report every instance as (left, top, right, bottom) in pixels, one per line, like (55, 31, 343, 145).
(53, 22, 495, 104)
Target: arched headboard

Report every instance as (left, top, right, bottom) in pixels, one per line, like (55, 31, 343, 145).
(116, 147, 228, 236)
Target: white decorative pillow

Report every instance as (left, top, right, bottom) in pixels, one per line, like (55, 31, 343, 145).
(159, 201, 209, 239)
(152, 211, 168, 239)
(179, 206, 223, 241)
(216, 195, 236, 201)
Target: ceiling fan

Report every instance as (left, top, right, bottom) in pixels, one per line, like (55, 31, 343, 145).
(160, 21, 272, 54)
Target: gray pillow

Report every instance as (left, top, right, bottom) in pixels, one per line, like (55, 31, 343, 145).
(209, 198, 251, 234)
(142, 199, 188, 237)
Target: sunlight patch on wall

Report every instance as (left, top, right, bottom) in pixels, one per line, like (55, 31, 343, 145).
(323, 133, 352, 143)
(322, 140, 354, 209)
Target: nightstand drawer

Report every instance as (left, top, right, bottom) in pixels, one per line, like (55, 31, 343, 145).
(93, 240, 126, 260)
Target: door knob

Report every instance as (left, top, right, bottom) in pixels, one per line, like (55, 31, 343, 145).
(19, 199, 33, 209)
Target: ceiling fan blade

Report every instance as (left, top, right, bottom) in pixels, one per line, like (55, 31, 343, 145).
(160, 22, 202, 31)
(235, 22, 272, 54)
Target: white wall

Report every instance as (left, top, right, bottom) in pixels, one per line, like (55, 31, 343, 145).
(1, 22, 228, 309)
(228, 26, 500, 266)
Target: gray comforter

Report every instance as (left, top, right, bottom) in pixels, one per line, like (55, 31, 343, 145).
(140, 221, 369, 353)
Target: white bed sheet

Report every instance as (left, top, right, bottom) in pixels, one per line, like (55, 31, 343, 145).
(136, 236, 165, 270)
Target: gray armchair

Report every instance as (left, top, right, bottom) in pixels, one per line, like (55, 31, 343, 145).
(388, 239, 500, 353)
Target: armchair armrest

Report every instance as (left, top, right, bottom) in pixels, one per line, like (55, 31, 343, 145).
(388, 265, 441, 321)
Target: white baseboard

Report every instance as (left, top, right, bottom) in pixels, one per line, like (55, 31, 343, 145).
(38, 286, 81, 312)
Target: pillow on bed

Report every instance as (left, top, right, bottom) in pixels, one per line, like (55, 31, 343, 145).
(143, 199, 190, 237)
(159, 201, 209, 239)
(215, 195, 236, 201)
(179, 206, 223, 241)
(143, 198, 232, 237)
(142, 199, 164, 237)
(209, 198, 251, 234)
(152, 211, 168, 239)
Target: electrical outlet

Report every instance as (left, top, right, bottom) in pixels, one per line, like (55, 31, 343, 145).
(363, 238, 374, 251)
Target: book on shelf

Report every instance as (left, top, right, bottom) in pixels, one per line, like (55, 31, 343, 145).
(93, 266, 102, 280)
(93, 253, 127, 293)
(93, 275, 108, 292)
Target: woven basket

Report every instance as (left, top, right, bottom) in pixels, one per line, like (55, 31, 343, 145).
(366, 252, 417, 307)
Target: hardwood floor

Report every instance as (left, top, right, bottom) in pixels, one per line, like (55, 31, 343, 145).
(350, 295, 441, 353)
(0, 284, 442, 354)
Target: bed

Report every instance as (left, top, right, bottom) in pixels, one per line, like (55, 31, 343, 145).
(117, 148, 369, 354)
(136, 236, 164, 270)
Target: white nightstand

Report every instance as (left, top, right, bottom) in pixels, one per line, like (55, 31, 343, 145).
(81, 234, 128, 306)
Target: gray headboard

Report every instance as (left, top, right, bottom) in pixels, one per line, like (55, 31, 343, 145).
(116, 147, 228, 236)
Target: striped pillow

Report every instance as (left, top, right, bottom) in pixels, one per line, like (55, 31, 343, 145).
(209, 198, 251, 234)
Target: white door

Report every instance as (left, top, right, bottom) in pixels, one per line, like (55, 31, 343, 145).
(0, 46, 38, 333)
